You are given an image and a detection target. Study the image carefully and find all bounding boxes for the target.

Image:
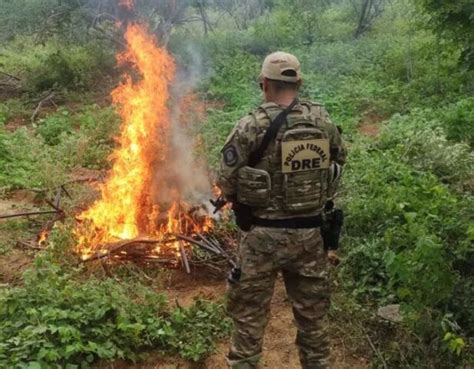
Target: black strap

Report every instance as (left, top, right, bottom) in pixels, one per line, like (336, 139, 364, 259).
(253, 215, 323, 229)
(247, 99, 298, 167)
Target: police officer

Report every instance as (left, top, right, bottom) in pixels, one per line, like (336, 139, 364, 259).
(217, 51, 346, 369)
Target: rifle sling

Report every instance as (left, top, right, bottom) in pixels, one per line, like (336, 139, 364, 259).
(247, 98, 298, 168)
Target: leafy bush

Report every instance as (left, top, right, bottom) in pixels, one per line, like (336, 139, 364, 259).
(339, 130, 473, 365)
(439, 98, 474, 146)
(0, 127, 66, 190)
(37, 108, 75, 145)
(50, 105, 120, 169)
(205, 50, 260, 110)
(0, 257, 231, 368)
(0, 104, 119, 190)
(378, 109, 474, 187)
(0, 99, 30, 125)
(0, 36, 115, 93)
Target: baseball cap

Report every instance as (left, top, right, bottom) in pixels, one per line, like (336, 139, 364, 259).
(259, 51, 301, 83)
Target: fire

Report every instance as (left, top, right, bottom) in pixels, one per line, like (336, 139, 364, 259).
(75, 21, 212, 260)
(38, 230, 48, 245)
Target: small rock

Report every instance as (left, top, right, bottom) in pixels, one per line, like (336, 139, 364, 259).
(377, 304, 402, 323)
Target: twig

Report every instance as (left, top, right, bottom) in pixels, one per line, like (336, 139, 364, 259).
(61, 185, 72, 199)
(0, 70, 20, 81)
(179, 241, 191, 274)
(0, 210, 60, 220)
(16, 240, 43, 251)
(175, 234, 221, 255)
(196, 233, 221, 253)
(82, 238, 173, 262)
(54, 187, 62, 208)
(365, 333, 388, 369)
(182, 233, 236, 268)
(205, 235, 229, 256)
(44, 199, 64, 214)
(31, 90, 55, 122)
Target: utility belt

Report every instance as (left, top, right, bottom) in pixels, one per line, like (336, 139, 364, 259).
(233, 202, 343, 251)
(253, 215, 323, 229)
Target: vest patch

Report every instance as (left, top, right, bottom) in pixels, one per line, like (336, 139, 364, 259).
(281, 139, 330, 173)
(223, 145, 238, 166)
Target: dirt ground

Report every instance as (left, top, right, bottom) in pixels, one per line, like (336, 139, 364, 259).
(357, 111, 385, 138)
(97, 272, 370, 369)
(1, 190, 370, 369)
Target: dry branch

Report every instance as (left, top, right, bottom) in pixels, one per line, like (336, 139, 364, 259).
(0, 70, 20, 81)
(175, 234, 220, 255)
(82, 238, 173, 262)
(16, 240, 43, 251)
(31, 90, 55, 122)
(179, 241, 191, 274)
(0, 209, 60, 220)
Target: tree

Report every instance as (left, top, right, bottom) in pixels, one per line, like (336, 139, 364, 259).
(351, 0, 386, 38)
(417, 0, 474, 70)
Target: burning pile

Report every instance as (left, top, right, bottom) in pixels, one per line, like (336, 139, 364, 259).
(74, 18, 218, 266)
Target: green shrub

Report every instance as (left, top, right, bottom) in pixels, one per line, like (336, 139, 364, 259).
(37, 108, 75, 145)
(0, 257, 231, 368)
(378, 109, 474, 187)
(50, 105, 120, 169)
(0, 36, 115, 93)
(439, 98, 474, 146)
(0, 127, 66, 190)
(205, 50, 260, 109)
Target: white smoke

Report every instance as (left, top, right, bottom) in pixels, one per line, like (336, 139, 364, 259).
(150, 42, 213, 212)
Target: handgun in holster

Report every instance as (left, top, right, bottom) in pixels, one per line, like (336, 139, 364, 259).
(322, 200, 344, 251)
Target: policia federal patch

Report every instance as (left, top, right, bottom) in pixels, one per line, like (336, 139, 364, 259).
(282, 138, 330, 173)
(223, 145, 239, 166)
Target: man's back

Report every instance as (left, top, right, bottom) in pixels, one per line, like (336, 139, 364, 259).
(217, 51, 346, 369)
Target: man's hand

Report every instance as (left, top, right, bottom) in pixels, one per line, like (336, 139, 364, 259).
(327, 250, 341, 266)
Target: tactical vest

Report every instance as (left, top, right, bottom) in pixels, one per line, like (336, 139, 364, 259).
(237, 101, 332, 219)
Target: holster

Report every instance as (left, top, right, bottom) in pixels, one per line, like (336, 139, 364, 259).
(322, 207, 344, 251)
(232, 202, 254, 232)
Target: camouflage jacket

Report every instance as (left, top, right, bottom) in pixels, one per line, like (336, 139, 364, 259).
(217, 100, 346, 219)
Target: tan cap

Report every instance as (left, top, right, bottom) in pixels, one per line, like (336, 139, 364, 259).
(259, 51, 301, 83)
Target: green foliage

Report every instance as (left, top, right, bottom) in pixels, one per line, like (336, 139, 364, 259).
(205, 49, 260, 109)
(0, 99, 30, 125)
(37, 108, 75, 145)
(339, 121, 472, 365)
(417, 0, 474, 69)
(0, 36, 115, 93)
(0, 127, 66, 190)
(0, 219, 32, 255)
(45, 105, 120, 170)
(439, 98, 474, 145)
(0, 257, 231, 368)
(26, 44, 114, 92)
(0, 104, 119, 190)
(0, 0, 473, 367)
(377, 109, 474, 186)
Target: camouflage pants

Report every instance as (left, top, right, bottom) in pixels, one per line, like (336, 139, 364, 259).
(226, 226, 330, 369)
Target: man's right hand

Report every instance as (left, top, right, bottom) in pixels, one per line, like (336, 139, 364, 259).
(327, 250, 341, 266)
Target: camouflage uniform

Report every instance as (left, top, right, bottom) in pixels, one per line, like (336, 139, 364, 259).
(217, 52, 346, 369)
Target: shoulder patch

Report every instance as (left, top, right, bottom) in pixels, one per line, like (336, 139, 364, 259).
(223, 145, 238, 166)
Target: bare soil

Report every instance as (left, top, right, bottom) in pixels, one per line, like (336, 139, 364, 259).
(0, 249, 32, 284)
(97, 274, 369, 369)
(0, 191, 40, 284)
(357, 111, 386, 138)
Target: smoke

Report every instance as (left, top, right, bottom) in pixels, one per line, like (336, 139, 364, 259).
(150, 42, 213, 211)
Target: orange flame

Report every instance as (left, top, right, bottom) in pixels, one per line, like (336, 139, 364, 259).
(38, 230, 48, 245)
(75, 22, 212, 260)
